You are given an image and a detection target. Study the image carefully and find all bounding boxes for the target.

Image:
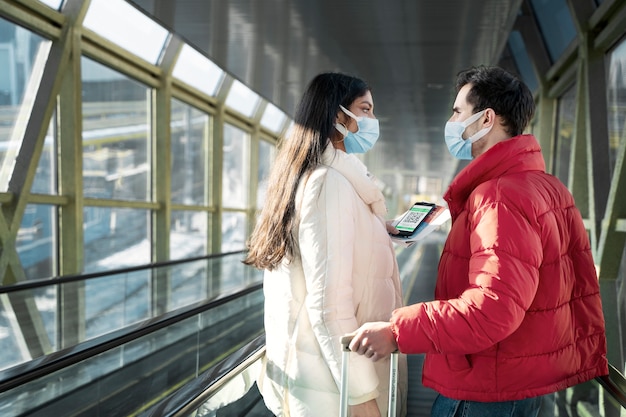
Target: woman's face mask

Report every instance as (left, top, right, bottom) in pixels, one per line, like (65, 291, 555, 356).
(335, 105, 380, 153)
(444, 109, 491, 160)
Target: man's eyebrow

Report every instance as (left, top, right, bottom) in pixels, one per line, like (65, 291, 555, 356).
(452, 106, 461, 112)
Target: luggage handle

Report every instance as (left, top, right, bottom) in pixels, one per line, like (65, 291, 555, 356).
(339, 335, 398, 417)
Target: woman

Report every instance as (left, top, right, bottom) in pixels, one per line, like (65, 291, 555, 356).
(244, 72, 407, 417)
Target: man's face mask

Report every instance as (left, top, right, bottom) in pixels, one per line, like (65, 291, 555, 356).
(335, 105, 380, 153)
(444, 109, 491, 160)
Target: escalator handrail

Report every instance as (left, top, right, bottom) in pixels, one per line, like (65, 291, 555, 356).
(596, 363, 626, 409)
(145, 334, 266, 417)
(0, 281, 262, 393)
(0, 250, 246, 294)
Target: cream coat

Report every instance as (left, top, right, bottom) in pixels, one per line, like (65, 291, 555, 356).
(258, 144, 407, 416)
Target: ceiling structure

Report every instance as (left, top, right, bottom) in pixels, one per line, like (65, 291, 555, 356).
(129, 0, 524, 195)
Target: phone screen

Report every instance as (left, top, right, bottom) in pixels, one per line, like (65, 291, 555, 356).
(395, 203, 435, 236)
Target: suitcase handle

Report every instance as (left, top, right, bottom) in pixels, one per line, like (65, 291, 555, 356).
(341, 334, 354, 352)
(339, 334, 398, 417)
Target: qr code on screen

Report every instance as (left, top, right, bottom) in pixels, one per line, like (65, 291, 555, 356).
(404, 211, 423, 223)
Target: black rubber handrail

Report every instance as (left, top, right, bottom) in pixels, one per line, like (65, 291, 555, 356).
(144, 334, 266, 417)
(144, 345, 626, 416)
(596, 363, 626, 409)
(0, 281, 262, 392)
(0, 250, 246, 294)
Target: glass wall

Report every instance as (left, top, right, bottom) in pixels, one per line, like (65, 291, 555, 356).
(528, 0, 577, 63)
(554, 85, 576, 186)
(606, 38, 626, 177)
(0, 18, 51, 192)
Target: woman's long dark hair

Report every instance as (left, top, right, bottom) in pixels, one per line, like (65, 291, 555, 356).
(244, 72, 370, 270)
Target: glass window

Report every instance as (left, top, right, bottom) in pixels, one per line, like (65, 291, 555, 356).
(225, 80, 260, 118)
(17, 204, 56, 280)
(82, 57, 151, 202)
(0, 18, 51, 192)
(222, 124, 249, 209)
(171, 99, 209, 206)
(172, 44, 225, 96)
(31, 114, 57, 195)
(222, 211, 246, 252)
(260, 103, 287, 133)
(257, 140, 275, 207)
(37, 0, 64, 9)
(528, 0, 576, 63)
(83, 207, 150, 273)
(508, 31, 539, 93)
(83, 0, 169, 64)
(168, 260, 208, 309)
(170, 210, 207, 260)
(554, 85, 576, 186)
(607, 38, 626, 177)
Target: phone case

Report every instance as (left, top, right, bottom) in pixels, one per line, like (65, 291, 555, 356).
(339, 335, 398, 417)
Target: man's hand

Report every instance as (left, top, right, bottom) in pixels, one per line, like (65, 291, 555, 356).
(349, 399, 381, 417)
(348, 321, 398, 362)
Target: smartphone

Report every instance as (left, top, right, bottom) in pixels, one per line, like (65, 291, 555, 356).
(395, 202, 437, 236)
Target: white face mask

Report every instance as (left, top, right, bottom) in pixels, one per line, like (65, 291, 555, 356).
(444, 110, 491, 160)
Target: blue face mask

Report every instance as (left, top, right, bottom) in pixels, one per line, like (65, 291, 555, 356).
(444, 110, 491, 160)
(335, 105, 380, 153)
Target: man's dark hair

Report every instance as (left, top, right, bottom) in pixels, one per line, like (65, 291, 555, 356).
(456, 66, 535, 137)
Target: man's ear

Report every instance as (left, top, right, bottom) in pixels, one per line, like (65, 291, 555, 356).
(484, 108, 497, 127)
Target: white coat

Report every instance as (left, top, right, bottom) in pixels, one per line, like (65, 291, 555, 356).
(258, 143, 407, 416)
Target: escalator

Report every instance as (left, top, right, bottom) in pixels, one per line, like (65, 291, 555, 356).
(0, 252, 265, 417)
(2, 245, 626, 417)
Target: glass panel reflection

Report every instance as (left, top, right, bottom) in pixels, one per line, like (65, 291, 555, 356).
(83, 207, 150, 273)
(82, 57, 151, 202)
(222, 124, 249, 209)
(171, 99, 209, 206)
(85, 271, 151, 339)
(554, 85, 576, 186)
(0, 18, 51, 192)
(607, 39, 626, 177)
(222, 212, 246, 253)
(171, 210, 208, 261)
(17, 204, 56, 280)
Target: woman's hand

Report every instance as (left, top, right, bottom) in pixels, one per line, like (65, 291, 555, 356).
(349, 399, 381, 417)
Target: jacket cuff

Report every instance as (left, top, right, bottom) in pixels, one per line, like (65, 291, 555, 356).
(349, 389, 379, 405)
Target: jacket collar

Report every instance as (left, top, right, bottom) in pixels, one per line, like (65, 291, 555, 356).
(444, 134, 546, 215)
(322, 143, 387, 217)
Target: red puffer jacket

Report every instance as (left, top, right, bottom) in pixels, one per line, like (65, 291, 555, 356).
(391, 134, 608, 402)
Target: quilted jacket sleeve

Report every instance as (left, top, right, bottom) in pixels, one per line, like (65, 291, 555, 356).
(299, 168, 379, 404)
(391, 195, 543, 355)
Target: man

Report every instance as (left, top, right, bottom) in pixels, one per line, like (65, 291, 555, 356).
(348, 65, 608, 417)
